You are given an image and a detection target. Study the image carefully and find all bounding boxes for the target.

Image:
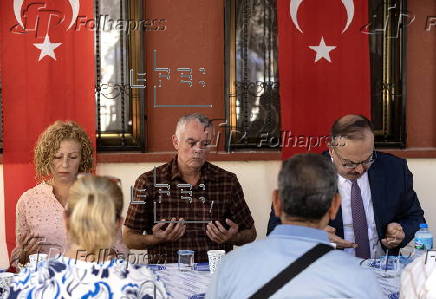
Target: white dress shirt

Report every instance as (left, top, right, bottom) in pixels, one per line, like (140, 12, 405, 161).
(338, 172, 384, 258)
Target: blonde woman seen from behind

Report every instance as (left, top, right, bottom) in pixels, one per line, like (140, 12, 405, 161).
(9, 175, 167, 298)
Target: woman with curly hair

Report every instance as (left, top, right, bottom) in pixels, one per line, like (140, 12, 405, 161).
(10, 120, 126, 266)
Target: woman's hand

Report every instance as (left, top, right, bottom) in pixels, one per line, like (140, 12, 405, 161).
(12, 233, 45, 265)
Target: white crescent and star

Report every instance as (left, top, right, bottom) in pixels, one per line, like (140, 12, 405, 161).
(13, 0, 80, 61)
(289, 0, 354, 63)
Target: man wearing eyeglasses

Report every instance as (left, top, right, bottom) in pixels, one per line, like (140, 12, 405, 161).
(267, 114, 424, 258)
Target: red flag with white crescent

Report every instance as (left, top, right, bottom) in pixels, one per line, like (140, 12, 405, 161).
(0, 0, 96, 259)
(278, 0, 371, 159)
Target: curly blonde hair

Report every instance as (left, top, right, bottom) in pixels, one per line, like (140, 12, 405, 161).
(34, 121, 94, 180)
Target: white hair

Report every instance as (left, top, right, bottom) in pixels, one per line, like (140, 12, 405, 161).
(175, 113, 212, 139)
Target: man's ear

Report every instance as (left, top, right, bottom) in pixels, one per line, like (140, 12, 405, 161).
(328, 193, 341, 220)
(272, 190, 282, 219)
(172, 134, 179, 150)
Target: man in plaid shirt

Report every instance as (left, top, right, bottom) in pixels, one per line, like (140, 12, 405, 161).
(123, 113, 257, 263)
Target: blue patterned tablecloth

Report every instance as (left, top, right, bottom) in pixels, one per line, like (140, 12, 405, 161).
(148, 263, 211, 299)
(361, 256, 410, 299)
(154, 258, 404, 299)
(1, 259, 402, 299)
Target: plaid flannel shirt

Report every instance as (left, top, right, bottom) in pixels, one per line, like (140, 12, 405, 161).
(124, 156, 255, 263)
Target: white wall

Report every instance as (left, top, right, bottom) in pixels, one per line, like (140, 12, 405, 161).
(407, 160, 436, 234)
(1, 159, 435, 267)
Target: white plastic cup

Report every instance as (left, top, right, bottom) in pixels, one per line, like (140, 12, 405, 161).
(207, 250, 225, 274)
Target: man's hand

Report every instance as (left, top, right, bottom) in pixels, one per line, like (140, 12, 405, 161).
(206, 219, 239, 244)
(152, 218, 186, 244)
(381, 223, 405, 249)
(324, 225, 357, 249)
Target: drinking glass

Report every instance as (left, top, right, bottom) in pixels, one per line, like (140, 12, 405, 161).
(178, 250, 194, 271)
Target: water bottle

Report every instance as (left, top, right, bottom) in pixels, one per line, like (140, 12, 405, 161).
(414, 223, 433, 257)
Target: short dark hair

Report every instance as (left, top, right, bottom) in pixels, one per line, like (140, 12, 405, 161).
(278, 153, 338, 221)
(331, 114, 374, 140)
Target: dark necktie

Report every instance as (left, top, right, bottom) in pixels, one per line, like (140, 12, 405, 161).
(351, 179, 371, 259)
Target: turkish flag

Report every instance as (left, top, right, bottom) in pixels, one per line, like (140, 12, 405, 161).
(278, 0, 371, 159)
(0, 0, 96, 259)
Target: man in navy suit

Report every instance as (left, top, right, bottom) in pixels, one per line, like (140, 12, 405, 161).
(267, 114, 425, 257)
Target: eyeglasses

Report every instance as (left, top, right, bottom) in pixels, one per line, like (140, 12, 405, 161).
(333, 148, 376, 169)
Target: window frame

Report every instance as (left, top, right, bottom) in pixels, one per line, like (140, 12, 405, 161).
(94, 0, 146, 152)
(224, 0, 281, 152)
(369, 0, 408, 148)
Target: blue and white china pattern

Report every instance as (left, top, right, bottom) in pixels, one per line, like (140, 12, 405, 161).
(7, 257, 167, 298)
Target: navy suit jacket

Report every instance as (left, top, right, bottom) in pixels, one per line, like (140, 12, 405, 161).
(267, 151, 425, 254)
